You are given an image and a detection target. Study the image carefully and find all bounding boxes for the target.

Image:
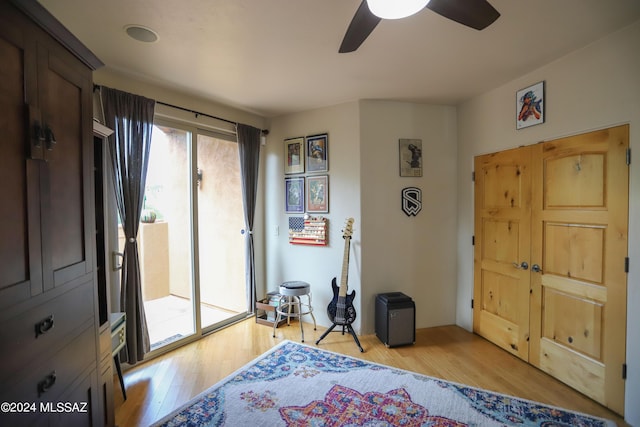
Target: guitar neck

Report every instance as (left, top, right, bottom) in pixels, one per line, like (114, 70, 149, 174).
(338, 236, 351, 298)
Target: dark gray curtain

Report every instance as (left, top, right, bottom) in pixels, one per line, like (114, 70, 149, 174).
(237, 124, 262, 312)
(101, 86, 154, 364)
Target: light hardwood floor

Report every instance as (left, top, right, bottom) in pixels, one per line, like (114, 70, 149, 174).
(114, 319, 628, 426)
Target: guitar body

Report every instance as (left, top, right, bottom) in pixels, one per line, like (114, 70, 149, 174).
(326, 277, 357, 325)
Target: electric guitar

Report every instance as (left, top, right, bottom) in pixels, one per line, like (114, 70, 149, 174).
(326, 218, 357, 325)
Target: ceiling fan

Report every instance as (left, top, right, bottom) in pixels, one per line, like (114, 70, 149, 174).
(339, 0, 500, 53)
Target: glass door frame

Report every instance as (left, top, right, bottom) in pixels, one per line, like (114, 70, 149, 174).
(103, 112, 252, 365)
(194, 126, 249, 334)
(142, 117, 249, 356)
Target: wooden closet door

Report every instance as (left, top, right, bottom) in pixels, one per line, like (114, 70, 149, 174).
(37, 33, 94, 289)
(0, 5, 43, 307)
(529, 125, 629, 415)
(473, 146, 532, 361)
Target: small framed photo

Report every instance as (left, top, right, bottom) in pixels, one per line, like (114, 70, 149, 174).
(306, 133, 328, 173)
(284, 137, 305, 174)
(285, 177, 305, 213)
(399, 139, 422, 177)
(516, 81, 545, 129)
(306, 175, 329, 213)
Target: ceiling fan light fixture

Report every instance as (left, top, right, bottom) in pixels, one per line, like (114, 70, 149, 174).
(366, 0, 431, 20)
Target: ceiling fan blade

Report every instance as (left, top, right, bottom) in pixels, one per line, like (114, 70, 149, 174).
(426, 0, 500, 30)
(339, 0, 382, 53)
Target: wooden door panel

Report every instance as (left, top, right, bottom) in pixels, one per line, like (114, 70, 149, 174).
(542, 288, 603, 359)
(474, 146, 531, 361)
(38, 39, 94, 287)
(544, 223, 605, 283)
(0, 37, 29, 290)
(480, 270, 519, 322)
(477, 311, 524, 355)
(482, 164, 524, 208)
(538, 337, 605, 404)
(45, 68, 85, 271)
(482, 219, 520, 263)
(545, 153, 605, 208)
(531, 125, 628, 414)
(0, 14, 43, 308)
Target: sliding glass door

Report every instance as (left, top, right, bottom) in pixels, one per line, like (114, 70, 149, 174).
(196, 132, 247, 329)
(120, 119, 247, 351)
(141, 124, 195, 349)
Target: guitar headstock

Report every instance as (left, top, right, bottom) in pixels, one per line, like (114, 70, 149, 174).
(342, 217, 355, 239)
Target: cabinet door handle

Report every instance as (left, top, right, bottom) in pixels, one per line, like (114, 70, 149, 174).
(33, 122, 45, 148)
(27, 104, 45, 160)
(45, 126, 56, 151)
(37, 371, 56, 397)
(35, 315, 55, 337)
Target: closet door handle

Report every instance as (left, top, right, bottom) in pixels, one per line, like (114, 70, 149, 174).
(27, 105, 45, 160)
(512, 261, 529, 270)
(45, 126, 56, 151)
(33, 122, 45, 148)
(532, 264, 542, 273)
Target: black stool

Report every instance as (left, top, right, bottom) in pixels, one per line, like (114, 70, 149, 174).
(273, 281, 316, 342)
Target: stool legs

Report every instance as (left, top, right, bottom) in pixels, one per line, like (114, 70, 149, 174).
(299, 300, 305, 342)
(272, 310, 279, 338)
(287, 296, 294, 326)
(272, 293, 316, 342)
(307, 293, 317, 331)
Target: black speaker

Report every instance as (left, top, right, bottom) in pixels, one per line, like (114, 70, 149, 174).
(375, 292, 415, 347)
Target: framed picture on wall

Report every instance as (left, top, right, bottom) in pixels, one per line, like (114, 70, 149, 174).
(399, 138, 423, 177)
(285, 177, 305, 213)
(284, 137, 305, 174)
(306, 133, 328, 173)
(516, 81, 545, 129)
(306, 175, 329, 213)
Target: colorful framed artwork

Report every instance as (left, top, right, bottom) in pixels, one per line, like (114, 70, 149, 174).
(284, 137, 304, 174)
(516, 81, 545, 129)
(399, 138, 422, 177)
(306, 175, 329, 213)
(285, 177, 305, 213)
(306, 133, 328, 173)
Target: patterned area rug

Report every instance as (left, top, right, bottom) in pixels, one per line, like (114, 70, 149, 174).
(151, 340, 614, 427)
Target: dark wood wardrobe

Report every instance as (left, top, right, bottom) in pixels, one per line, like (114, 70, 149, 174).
(0, 0, 113, 425)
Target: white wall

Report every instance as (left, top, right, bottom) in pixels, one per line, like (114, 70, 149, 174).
(359, 101, 458, 334)
(456, 20, 640, 424)
(264, 102, 362, 331)
(265, 100, 458, 335)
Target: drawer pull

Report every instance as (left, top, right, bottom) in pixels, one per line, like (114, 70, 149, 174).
(37, 371, 56, 397)
(35, 315, 55, 337)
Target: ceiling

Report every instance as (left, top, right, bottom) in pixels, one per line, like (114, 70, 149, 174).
(40, 0, 640, 118)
